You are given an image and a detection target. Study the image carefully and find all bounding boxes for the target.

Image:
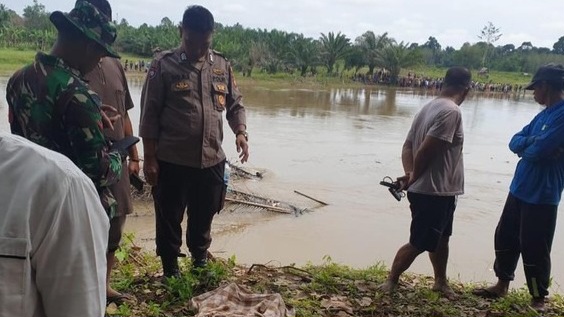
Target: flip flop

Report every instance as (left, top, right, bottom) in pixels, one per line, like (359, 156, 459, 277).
(472, 287, 504, 299)
(106, 293, 135, 305)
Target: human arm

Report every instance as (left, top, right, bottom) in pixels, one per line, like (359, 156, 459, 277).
(508, 123, 534, 156)
(410, 135, 449, 185)
(398, 139, 414, 190)
(124, 112, 140, 174)
(63, 90, 122, 188)
(139, 60, 165, 184)
(225, 65, 249, 163)
(518, 112, 564, 161)
(142, 138, 159, 185)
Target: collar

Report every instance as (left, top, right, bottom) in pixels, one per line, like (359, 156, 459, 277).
(176, 48, 214, 65)
(545, 99, 564, 113)
(36, 52, 82, 78)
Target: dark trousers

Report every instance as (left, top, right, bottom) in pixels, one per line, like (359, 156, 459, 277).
(494, 193, 558, 298)
(153, 160, 226, 260)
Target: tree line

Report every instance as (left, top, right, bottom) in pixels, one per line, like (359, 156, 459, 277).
(2, 1, 564, 83)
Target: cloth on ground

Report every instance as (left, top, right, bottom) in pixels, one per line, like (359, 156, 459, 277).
(190, 283, 294, 317)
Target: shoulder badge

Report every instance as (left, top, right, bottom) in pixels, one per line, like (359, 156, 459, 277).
(148, 65, 158, 80)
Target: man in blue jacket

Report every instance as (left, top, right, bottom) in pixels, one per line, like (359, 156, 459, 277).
(473, 63, 564, 311)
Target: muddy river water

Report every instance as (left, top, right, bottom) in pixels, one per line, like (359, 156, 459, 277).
(1, 76, 562, 292)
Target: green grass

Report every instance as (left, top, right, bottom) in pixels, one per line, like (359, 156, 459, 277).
(107, 236, 564, 317)
(0, 48, 148, 76)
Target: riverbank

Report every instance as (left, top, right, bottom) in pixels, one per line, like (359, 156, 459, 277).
(110, 235, 564, 317)
(0, 48, 532, 87)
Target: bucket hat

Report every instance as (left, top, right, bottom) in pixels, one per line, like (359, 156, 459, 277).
(50, 0, 119, 58)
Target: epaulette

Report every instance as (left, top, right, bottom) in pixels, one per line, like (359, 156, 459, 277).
(153, 49, 175, 61)
(212, 49, 228, 61)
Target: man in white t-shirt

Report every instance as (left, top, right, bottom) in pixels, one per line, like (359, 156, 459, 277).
(379, 67, 472, 298)
(0, 134, 109, 317)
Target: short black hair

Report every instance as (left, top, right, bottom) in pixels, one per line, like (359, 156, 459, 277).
(85, 0, 112, 20)
(182, 5, 214, 33)
(443, 66, 472, 90)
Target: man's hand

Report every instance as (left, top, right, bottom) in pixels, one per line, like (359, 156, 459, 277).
(143, 155, 159, 186)
(396, 174, 411, 191)
(128, 160, 140, 176)
(236, 134, 249, 163)
(101, 104, 121, 130)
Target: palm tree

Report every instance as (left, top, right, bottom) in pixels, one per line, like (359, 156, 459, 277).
(289, 35, 319, 76)
(319, 31, 350, 75)
(375, 41, 422, 84)
(356, 31, 391, 74)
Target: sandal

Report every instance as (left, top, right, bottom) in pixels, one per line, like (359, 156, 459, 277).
(106, 292, 135, 305)
(472, 287, 504, 299)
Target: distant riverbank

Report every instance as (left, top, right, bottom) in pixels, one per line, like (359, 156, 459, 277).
(0, 48, 532, 89)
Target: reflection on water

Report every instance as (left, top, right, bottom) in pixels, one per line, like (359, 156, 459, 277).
(1, 76, 562, 292)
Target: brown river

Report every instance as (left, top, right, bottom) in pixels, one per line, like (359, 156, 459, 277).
(1, 75, 563, 292)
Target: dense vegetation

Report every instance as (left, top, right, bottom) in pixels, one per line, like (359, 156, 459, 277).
(2, 1, 564, 83)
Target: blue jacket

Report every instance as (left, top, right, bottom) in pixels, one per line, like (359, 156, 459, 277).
(509, 100, 564, 205)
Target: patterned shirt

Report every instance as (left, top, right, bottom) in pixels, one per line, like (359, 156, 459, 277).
(7, 52, 122, 216)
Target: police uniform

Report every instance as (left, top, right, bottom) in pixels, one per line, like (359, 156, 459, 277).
(140, 48, 246, 262)
(84, 57, 135, 252)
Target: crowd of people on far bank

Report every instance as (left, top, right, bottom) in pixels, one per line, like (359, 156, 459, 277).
(123, 59, 150, 72)
(1, 1, 564, 317)
(352, 71, 527, 94)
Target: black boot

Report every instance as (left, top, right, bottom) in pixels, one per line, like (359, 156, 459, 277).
(161, 256, 180, 278)
(191, 251, 208, 268)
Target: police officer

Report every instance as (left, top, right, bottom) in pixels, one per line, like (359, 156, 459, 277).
(7, 0, 122, 217)
(139, 5, 249, 277)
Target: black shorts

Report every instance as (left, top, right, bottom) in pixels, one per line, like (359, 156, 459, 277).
(407, 192, 456, 252)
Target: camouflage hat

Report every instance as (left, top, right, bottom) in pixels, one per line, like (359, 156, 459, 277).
(50, 0, 120, 58)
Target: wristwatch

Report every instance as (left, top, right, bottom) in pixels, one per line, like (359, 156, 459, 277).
(236, 130, 248, 141)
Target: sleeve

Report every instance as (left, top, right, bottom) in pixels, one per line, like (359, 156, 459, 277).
(118, 61, 135, 111)
(63, 89, 122, 188)
(32, 176, 109, 317)
(139, 58, 165, 139)
(508, 123, 534, 155)
(520, 111, 564, 161)
(225, 63, 247, 133)
(426, 108, 461, 143)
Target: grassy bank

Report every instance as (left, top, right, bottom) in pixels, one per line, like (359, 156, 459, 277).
(0, 48, 533, 87)
(109, 235, 563, 317)
(0, 48, 144, 76)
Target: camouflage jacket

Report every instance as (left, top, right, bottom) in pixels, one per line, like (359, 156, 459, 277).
(7, 52, 122, 217)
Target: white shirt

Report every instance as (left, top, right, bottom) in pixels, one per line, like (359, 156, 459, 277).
(0, 134, 109, 317)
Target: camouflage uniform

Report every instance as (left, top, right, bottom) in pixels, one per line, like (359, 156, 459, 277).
(7, 53, 122, 217)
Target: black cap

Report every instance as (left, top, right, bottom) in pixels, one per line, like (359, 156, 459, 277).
(525, 63, 564, 90)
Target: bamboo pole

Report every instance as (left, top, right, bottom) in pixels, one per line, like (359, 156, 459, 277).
(293, 190, 329, 206)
